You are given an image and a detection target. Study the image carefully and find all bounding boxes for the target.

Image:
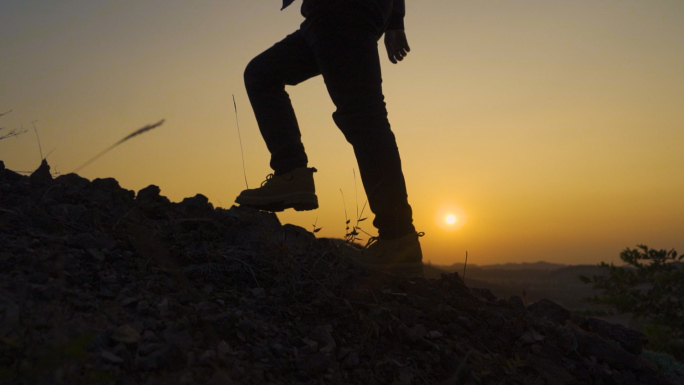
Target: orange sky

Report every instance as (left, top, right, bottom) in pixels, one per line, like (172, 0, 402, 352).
(2, 0, 683, 265)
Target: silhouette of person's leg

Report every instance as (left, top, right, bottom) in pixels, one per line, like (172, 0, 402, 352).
(302, 3, 415, 239)
(245, 1, 415, 239)
(244, 31, 321, 175)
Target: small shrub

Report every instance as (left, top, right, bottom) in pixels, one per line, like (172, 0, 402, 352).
(581, 245, 684, 357)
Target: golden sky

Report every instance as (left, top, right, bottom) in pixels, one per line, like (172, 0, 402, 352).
(2, 0, 683, 265)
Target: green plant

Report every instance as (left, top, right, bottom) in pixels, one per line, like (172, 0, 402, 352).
(581, 245, 684, 356)
(501, 354, 526, 375)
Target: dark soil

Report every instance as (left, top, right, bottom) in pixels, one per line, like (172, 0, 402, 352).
(1, 159, 682, 384)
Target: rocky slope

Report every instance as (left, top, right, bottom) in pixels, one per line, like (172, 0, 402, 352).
(1, 160, 683, 385)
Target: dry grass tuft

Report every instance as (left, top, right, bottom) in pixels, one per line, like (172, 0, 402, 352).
(73, 119, 165, 173)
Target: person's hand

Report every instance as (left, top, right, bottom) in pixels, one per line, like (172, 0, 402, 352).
(384, 29, 410, 64)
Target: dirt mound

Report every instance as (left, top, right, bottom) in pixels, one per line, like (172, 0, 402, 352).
(1, 160, 681, 384)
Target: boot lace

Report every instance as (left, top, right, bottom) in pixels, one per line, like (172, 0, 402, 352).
(363, 232, 424, 250)
(260, 174, 274, 187)
(364, 236, 380, 250)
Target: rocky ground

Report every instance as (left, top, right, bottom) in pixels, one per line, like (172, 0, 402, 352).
(1, 159, 683, 385)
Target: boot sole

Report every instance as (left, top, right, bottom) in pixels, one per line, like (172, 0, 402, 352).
(332, 241, 424, 278)
(236, 192, 318, 212)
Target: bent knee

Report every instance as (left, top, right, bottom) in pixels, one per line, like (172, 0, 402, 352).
(244, 56, 279, 91)
(336, 116, 395, 145)
(333, 107, 390, 135)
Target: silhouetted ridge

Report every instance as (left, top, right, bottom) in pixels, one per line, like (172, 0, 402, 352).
(0, 160, 681, 384)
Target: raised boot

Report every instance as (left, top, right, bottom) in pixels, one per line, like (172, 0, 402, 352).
(235, 167, 318, 212)
(342, 232, 424, 278)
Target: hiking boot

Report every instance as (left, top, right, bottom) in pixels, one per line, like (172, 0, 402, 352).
(235, 167, 318, 212)
(344, 232, 424, 278)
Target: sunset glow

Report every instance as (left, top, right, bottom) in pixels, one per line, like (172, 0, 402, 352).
(2, 1, 683, 265)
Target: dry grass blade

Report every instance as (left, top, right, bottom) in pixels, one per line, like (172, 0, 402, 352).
(31, 121, 43, 161)
(116, 119, 165, 144)
(0, 110, 28, 141)
(233, 95, 249, 189)
(73, 119, 165, 173)
(0, 126, 27, 141)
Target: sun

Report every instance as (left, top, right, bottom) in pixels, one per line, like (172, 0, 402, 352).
(435, 205, 467, 231)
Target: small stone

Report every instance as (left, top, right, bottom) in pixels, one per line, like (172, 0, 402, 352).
(411, 324, 427, 339)
(296, 353, 331, 373)
(141, 330, 157, 342)
(157, 344, 187, 369)
(518, 329, 546, 345)
(553, 326, 578, 353)
(111, 324, 141, 344)
(528, 299, 571, 326)
(395, 369, 415, 385)
(508, 296, 526, 310)
(301, 338, 319, 353)
(138, 342, 165, 356)
(179, 372, 195, 385)
(135, 355, 157, 370)
(472, 287, 497, 302)
(311, 325, 336, 354)
(87, 248, 105, 262)
(667, 339, 684, 358)
(426, 330, 443, 339)
(66, 233, 116, 251)
(187, 351, 197, 367)
(143, 318, 157, 330)
(217, 340, 232, 360)
(482, 310, 505, 330)
(398, 324, 420, 343)
(456, 315, 474, 330)
(101, 350, 124, 364)
(200, 349, 217, 365)
(398, 308, 425, 325)
(120, 297, 140, 307)
(136, 300, 150, 314)
(529, 357, 574, 385)
(342, 351, 360, 368)
(113, 342, 128, 355)
(250, 288, 265, 297)
(337, 347, 353, 360)
(2, 300, 20, 329)
(208, 369, 233, 385)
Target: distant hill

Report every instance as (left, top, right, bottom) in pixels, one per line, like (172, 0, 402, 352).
(429, 262, 608, 312)
(439, 261, 568, 272)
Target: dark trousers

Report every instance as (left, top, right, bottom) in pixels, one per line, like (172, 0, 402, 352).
(244, 0, 414, 239)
